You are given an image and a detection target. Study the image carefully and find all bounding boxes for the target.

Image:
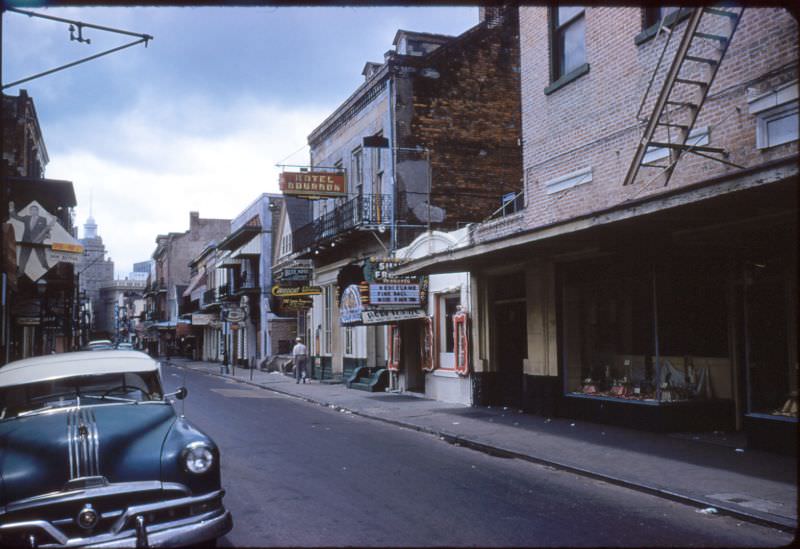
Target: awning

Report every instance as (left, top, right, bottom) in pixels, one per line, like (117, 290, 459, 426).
(183, 271, 207, 298)
(218, 216, 261, 250)
(216, 250, 238, 268)
(232, 235, 261, 258)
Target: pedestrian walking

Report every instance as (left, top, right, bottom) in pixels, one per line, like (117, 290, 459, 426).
(292, 337, 308, 384)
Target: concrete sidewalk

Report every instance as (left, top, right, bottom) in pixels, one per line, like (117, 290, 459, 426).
(167, 357, 797, 533)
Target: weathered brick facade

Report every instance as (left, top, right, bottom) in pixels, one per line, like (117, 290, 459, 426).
(398, 8, 522, 231)
(473, 7, 797, 244)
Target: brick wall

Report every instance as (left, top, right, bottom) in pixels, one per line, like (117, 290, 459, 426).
(475, 7, 798, 243)
(402, 8, 523, 229)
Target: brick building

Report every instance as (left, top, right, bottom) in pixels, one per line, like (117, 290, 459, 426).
(399, 7, 798, 452)
(2, 90, 81, 360)
(283, 7, 521, 400)
(143, 211, 230, 356)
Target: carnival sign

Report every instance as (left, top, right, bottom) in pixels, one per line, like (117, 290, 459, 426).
(279, 171, 346, 198)
(7, 200, 84, 282)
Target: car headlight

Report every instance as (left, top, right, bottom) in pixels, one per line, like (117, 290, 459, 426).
(182, 441, 214, 474)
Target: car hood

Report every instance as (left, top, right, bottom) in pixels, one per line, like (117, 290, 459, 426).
(0, 403, 176, 505)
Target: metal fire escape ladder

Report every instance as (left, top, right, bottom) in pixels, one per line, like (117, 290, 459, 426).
(623, 6, 745, 187)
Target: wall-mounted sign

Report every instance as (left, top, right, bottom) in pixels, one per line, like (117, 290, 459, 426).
(272, 284, 322, 297)
(279, 296, 313, 310)
(368, 283, 420, 306)
(225, 307, 246, 322)
(191, 313, 217, 326)
(361, 308, 428, 325)
(363, 257, 416, 284)
(339, 285, 363, 326)
(279, 171, 346, 198)
(278, 267, 312, 283)
(7, 200, 84, 282)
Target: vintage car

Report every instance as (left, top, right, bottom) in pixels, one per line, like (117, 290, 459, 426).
(0, 351, 232, 547)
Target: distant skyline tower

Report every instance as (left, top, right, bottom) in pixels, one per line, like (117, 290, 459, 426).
(77, 212, 115, 336)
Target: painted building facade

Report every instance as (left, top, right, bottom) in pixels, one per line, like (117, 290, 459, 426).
(399, 7, 798, 453)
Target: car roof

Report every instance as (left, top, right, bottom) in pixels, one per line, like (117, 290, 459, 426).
(0, 351, 160, 388)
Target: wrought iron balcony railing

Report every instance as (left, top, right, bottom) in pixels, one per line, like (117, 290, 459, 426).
(292, 193, 393, 253)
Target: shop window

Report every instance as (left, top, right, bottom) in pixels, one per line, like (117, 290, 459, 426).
(437, 293, 460, 369)
(561, 256, 729, 403)
(744, 253, 798, 419)
(345, 326, 353, 355)
(323, 285, 333, 354)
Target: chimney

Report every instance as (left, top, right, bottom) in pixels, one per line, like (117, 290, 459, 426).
(479, 6, 505, 28)
(190, 211, 199, 228)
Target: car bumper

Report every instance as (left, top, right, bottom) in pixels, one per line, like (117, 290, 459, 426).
(86, 509, 232, 548)
(0, 490, 233, 548)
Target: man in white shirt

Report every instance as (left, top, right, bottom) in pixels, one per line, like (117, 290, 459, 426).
(292, 337, 308, 384)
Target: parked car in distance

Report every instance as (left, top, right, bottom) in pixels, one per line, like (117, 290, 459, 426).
(0, 351, 232, 547)
(82, 339, 114, 351)
(115, 342, 134, 350)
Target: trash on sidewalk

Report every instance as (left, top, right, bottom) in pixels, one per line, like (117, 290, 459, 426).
(696, 507, 718, 515)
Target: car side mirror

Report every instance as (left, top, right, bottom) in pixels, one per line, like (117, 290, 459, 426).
(165, 387, 188, 400)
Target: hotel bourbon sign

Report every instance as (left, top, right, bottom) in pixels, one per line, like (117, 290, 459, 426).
(279, 171, 346, 198)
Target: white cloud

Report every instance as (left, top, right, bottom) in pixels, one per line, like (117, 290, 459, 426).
(45, 95, 329, 276)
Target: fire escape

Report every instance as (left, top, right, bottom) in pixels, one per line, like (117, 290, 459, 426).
(623, 6, 746, 188)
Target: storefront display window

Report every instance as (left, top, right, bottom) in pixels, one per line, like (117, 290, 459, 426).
(744, 251, 798, 420)
(561, 255, 732, 404)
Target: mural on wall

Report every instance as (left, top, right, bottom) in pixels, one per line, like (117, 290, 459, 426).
(7, 200, 83, 282)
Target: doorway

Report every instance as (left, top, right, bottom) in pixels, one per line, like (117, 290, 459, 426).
(490, 271, 527, 409)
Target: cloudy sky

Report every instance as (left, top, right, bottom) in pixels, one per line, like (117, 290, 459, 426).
(3, 4, 476, 275)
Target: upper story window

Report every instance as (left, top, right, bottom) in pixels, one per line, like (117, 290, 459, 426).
(748, 81, 799, 149)
(551, 6, 586, 81)
(644, 6, 680, 28)
(351, 148, 363, 198)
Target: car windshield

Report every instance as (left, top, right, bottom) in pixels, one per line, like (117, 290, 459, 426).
(0, 371, 164, 420)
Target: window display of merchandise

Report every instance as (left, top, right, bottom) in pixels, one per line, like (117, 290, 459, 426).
(573, 356, 714, 403)
(562, 255, 732, 405)
(742, 253, 798, 420)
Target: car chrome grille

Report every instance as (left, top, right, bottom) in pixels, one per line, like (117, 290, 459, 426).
(66, 408, 100, 479)
(0, 483, 215, 547)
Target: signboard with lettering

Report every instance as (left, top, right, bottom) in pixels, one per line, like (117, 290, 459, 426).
(278, 267, 312, 283)
(191, 313, 217, 326)
(279, 171, 346, 198)
(368, 283, 420, 306)
(272, 284, 322, 297)
(339, 284, 364, 326)
(361, 308, 428, 325)
(7, 200, 84, 282)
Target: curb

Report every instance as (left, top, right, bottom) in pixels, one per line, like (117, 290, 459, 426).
(171, 363, 797, 534)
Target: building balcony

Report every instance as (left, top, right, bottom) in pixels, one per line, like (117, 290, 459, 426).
(202, 288, 218, 309)
(292, 193, 393, 254)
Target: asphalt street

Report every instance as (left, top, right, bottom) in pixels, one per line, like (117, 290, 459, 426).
(162, 365, 792, 548)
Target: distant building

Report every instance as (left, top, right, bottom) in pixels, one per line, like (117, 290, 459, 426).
(144, 211, 230, 356)
(97, 277, 147, 340)
(76, 215, 115, 335)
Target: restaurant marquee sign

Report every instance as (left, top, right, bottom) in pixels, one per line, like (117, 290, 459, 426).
(279, 171, 346, 198)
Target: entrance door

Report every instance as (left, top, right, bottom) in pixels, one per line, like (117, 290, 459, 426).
(402, 321, 424, 393)
(494, 300, 527, 409)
